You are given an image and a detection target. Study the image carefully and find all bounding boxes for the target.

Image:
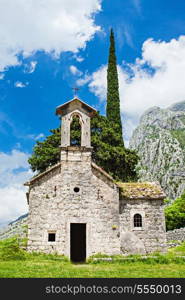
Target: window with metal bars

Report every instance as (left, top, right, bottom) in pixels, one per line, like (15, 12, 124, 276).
(134, 214, 142, 227)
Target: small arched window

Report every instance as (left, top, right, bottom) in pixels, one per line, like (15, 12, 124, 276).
(134, 214, 142, 227)
(70, 115, 81, 146)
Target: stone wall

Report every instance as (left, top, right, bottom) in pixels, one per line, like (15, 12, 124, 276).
(119, 198, 166, 254)
(27, 149, 120, 258)
(166, 228, 185, 242)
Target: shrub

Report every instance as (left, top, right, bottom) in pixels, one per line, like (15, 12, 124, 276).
(165, 191, 185, 230)
(0, 237, 26, 260)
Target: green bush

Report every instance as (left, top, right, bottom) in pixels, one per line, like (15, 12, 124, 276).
(165, 191, 185, 230)
(0, 237, 71, 262)
(0, 237, 26, 260)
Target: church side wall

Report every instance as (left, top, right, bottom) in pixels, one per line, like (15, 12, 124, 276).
(119, 198, 167, 254)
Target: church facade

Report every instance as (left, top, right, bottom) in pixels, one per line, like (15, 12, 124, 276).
(25, 98, 166, 262)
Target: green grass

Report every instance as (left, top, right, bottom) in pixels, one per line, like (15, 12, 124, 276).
(0, 238, 185, 278)
(1, 260, 185, 278)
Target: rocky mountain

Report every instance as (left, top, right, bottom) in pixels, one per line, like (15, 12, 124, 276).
(0, 214, 28, 240)
(129, 101, 185, 200)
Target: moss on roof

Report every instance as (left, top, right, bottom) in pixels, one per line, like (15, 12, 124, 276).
(117, 182, 166, 200)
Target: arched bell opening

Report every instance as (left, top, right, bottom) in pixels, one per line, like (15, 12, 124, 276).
(70, 114, 82, 146)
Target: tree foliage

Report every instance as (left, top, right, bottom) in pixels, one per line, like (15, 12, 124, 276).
(91, 113, 138, 181)
(106, 28, 123, 144)
(28, 128, 61, 173)
(165, 191, 185, 230)
(28, 112, 138, 182)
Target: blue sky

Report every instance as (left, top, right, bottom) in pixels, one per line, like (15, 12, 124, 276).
(0, 0, 185, 225)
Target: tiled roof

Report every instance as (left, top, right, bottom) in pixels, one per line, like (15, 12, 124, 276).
(117, 182, 166, 200)
(56, 98, 97, 116)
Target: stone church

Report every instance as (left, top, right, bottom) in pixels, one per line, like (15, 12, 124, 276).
(25, 97, 167, 262)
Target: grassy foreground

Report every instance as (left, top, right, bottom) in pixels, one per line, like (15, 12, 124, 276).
(0, 238, 185, 278)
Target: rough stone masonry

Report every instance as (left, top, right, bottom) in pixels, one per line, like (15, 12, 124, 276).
(25, 98, 167, 261)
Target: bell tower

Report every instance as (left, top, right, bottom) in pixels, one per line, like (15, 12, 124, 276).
(56, 97, 96, 161)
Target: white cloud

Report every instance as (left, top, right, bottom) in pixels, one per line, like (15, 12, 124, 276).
(0, 150, 29, 174)
(74, 55, 84, 62)
(69, 65, 83, 76)
(35, 133, 45, 140)
(120, 36, 185, 117)
(0, 150, 33, 224)
(87, 35, 185, 141)
(24, 61, 37, 73)
(15, 81, 29, 88)
(118, 24, 134, 48)
(132, 0, 142, 15)
(76, 74, 91, 86)
(0, 0, 101, 72)
(26, 133, 45, 140)
(88, 65, 107, 100)
(0, 186, 28, 225)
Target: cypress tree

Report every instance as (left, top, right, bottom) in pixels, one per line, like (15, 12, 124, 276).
(106, 28, 123, 145)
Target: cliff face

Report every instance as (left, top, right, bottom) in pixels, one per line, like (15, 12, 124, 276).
(129, 101, 185, 200)
(0, 214, 28, 240)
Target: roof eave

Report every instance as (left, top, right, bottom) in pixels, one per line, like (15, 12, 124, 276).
(56, 98, 97, 116)
(91, 162, 114, 182)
